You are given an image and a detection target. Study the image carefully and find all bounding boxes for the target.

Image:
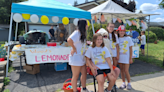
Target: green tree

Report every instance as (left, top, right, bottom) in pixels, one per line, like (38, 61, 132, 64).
(159, 0, 164, 8)
(148, 27, 164, 40)
(145, 31, 157, 43)
(0, 0, 26, 40)
(87, 23, 107, 41)
(0, 0, 25, 24)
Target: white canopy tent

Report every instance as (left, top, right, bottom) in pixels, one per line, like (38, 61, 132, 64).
(88, 0, 157, 19)
(88, 0, 159, 61)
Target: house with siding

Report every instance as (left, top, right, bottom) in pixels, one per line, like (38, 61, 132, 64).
(0, 24, 14, 41)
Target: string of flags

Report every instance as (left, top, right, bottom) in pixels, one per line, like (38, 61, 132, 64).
(93, 15, 148, 30)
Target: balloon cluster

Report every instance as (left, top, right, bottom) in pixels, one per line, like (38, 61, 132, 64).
(13, 13, 90, 26)
(63, 83, 72, 90)
(73, 18, 90, 26)
(66, 85, 72, 89)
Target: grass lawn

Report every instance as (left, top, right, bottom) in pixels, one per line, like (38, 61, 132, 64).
(138, 41, 164, 68)
(0, 41, 5, 48)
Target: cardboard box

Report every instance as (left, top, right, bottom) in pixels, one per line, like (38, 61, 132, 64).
(23, 65, 33, 70)
(26, 68, 40, 75)
(24, 64, 40, 75)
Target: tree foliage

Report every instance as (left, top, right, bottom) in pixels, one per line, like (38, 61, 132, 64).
(148, 27, 164, 40)
(0, 0, 26, 40)
(87, 23, 107, 41)
(145, 31, 157, 43)
(0, 0, 25, 24)
(159, 0, 164, 9)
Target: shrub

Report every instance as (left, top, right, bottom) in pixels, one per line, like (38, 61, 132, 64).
(145, 31, 157, 43)
(3, 89, 10, 92)
(148, 27, 164, 40)
(4, 77, 10, 86)
(125, 22, 142, 34)
(87, 23, 107, 41)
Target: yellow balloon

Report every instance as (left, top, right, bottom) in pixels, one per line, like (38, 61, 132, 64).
(62, 17, 69, 25)
(22, 14, 30, 20)
(41, 15, 49, 24)
(87, 20, 90, 26)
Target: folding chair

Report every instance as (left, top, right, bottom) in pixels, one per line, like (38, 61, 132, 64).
(79, 66, 117, 92)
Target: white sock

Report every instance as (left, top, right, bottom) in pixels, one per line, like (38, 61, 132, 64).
(128, 83, 131, 85)
(107, 90, 111, 92)
(106, 89, 111, 92)
(123, 82, 125, 85)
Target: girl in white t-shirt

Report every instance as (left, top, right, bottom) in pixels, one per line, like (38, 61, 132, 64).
(117, 25, 134, 90)
(85, 33, 116, 92)
(106, 23, 119, 67)
(67, 20, 89, 92)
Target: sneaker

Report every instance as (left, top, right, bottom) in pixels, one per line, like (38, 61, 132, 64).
(119, 84, 126, 89)
(112, 84, 118, 89)
(104, 88, 111, 92)
(127, 84, 132, 90)
(115, 85, 118, 89)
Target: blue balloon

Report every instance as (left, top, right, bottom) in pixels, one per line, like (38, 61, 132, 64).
(132, 31, 139, 38)
(126, 30, 140, 43)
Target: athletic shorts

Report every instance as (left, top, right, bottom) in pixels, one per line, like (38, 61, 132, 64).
(96, 65, 117, 77)
(96, 69, 111, 77)
(140, 45, 145, 49)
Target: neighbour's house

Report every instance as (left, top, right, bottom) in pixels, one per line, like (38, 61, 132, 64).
(71, 0, 136, 29)
(74, 0, 136, 12)
(0, 24, 13, 41)
(149, 22, 164, 28)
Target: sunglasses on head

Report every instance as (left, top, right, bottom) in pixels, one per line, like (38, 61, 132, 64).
(103, 35, 107, 38)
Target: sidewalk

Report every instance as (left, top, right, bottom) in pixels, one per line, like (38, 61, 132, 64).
(5, 59, 164, 92)
(86, 71, 164, 92)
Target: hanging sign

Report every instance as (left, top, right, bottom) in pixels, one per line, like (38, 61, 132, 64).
(25, 47, 71, 64)
(132, 46, 139, 58)
(126, 20, 132, 26)
(122, 18, 126, 24)
(112, 18, 117, 23)
(117, 18, 122, 23)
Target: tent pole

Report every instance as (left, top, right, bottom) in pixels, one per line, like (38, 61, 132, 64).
(91, 19, 95, 34)
(147, 15, 150, 60)
(6, 13, 13, 77)
(69, 23, 71, 36)
(25, 22, 27, 33)
(15, 22, 18, 41)
(112, 14, 113, 23)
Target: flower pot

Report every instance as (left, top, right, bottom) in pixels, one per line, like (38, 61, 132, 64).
(154, 41, 157, 44)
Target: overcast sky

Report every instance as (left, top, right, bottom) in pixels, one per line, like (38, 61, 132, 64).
(56, 0, 164, 22)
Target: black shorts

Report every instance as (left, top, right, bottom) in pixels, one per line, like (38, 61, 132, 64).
(96, 69, 111, 76)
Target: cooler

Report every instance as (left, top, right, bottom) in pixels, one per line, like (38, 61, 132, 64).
(55, 63, 67, 71)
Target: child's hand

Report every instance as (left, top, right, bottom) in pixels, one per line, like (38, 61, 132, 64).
(91, 66, 99, 76)
(71, 48, 77, 56)
(91, 68, 97, 76)
(111, 70, 116, 77)
(129, 58, 133, 64)
(116, 55, 119, 60)
(94, 65, 100, 70)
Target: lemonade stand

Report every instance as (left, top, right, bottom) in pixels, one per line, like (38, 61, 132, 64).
(6, 0, 94, 76)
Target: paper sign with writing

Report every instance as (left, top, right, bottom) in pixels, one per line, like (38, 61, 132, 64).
(132, 46, 139, 58)
(25, 47, 71, 64)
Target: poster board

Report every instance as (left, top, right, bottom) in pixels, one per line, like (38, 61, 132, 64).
(25, 47, 71, 64)
(132, 46, 139, 58)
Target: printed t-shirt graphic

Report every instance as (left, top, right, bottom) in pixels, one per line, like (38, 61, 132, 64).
(118, 37, 134, 64)
(109, 33, 119, 57)
(68, 30, 86, 66)
(85, 47, 111, 69)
